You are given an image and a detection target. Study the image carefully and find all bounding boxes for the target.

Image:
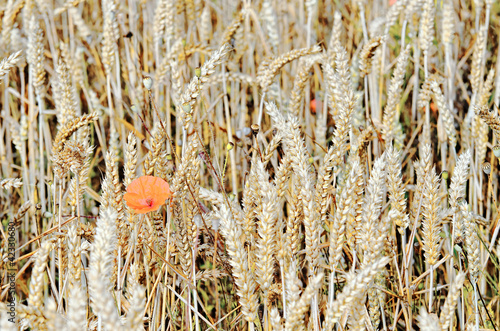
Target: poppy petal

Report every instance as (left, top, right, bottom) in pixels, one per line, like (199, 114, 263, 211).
(124, 176, 172, 214)
(123, 192, 142, 205)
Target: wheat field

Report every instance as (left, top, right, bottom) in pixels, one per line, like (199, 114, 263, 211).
(1, 0, 500, 330)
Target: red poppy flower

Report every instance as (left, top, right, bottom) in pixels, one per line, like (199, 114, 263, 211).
(310, 99, 317, 114)
(123, 176, 172, 214)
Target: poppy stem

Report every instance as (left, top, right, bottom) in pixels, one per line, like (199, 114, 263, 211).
(194, 130, 237, 221)
(136, 110, 153, 139)
(148, 90, 180, 165)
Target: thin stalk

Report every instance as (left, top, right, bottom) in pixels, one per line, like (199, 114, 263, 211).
(106, 75, 115, 153)
(117, 245, 122, 313)
(428, 264, 434, 312)
(328, 270, 335, 305)
(380, 299, 387, 330)
(424, 50, 430, 145)
(412, 45, 421, 123)
(401, 20, 408, 49)
(280, 262, 287, 319)
(378, 40, 387, 114)
(37, 95, 46, 215)
(257, 92, 266, 126)
(192, 228, 200, 331)
(222, 64, 238, 195)
(474, 281, 479, 331)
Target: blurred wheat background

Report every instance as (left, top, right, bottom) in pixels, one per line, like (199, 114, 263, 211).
(1, 0, 500, 330)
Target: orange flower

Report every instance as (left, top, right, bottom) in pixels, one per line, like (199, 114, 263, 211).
(310, 98, 317, 114)
(123, 176, 171, 214)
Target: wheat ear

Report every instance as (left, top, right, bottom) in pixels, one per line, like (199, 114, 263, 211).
(254, 159, 278, 294)
(439, 272, 466, 330)
(66, 225, 87, 331)
(359, 36, 384, 78)
(386, 146, 410, 233)
(382, 45, 410, 143)
(259, 45, 322, 93)
(422, 166, 442, 266)
(0, 178, 22, 189)
(316, 43, 355, 231)
(28, 239, 56, 310)
(323, 257, 390, 330)
(51, 113, 98, 156)
(449, 149, 471, 210)
(0, 50, 22, 80)
(417, 308, 441, 331)
(360, 154, 387, 266)
(285, 273, 324, 330)
(218, 205, 259, 323)
(431, 80, 457, 148)
(477, 105, 500, 141)
(88, 208, 122, 331)
(124, 264, 146, 331)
